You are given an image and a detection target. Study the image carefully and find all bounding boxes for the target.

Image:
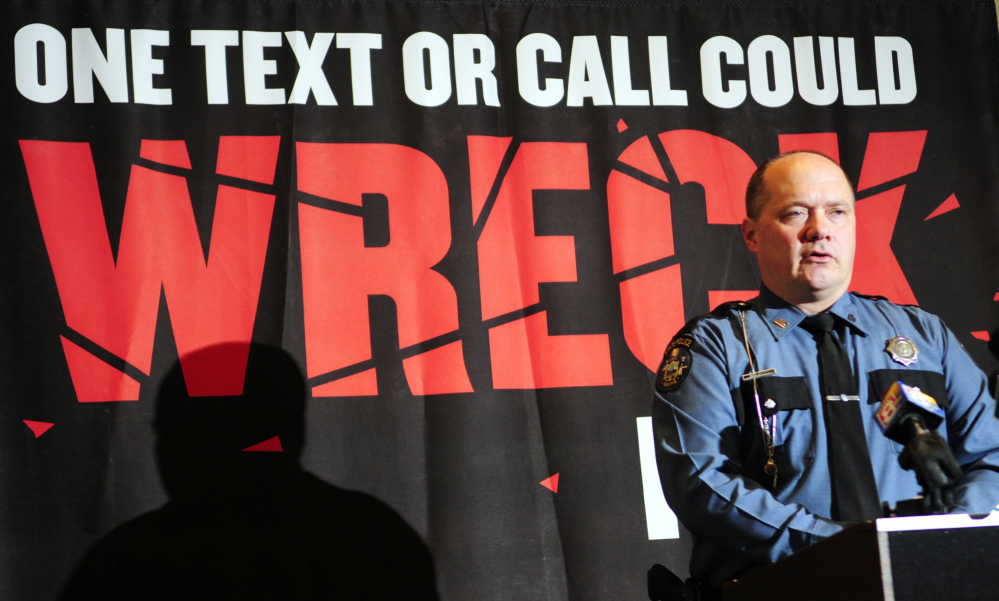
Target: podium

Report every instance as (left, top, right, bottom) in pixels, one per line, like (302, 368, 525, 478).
(722, 513, 999, 600)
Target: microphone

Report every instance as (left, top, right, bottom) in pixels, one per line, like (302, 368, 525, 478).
(875, 381, 945, 444)
(875, 381, 961, 515)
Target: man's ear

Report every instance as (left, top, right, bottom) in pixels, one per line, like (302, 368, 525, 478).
(742, 218, 758, 253)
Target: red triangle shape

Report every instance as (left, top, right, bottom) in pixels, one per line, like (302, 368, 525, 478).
(242, 436, 283, 452)
(925, 194, 960, 221)
(540, 473, 559, 493)
(616, 118, 628, 132)
(24, 420, 54, 438)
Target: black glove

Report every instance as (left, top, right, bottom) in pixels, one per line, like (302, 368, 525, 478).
(898, 429, 962, 513)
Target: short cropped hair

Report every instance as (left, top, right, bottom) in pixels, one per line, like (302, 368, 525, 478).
(744, 150, 853, 221)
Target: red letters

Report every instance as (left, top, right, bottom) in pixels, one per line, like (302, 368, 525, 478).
(20, 137, 278, 400)
(24, 129, 927, 397)
(297, 143, 471, 397)
(470, 136, 612, 388)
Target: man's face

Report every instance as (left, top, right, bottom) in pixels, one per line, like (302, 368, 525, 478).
(742, 153, 856, 312)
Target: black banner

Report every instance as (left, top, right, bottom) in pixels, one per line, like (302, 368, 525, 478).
(4, 1, 999, 599)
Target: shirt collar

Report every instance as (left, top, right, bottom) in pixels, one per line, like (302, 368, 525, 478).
(752, 286, 870, 340)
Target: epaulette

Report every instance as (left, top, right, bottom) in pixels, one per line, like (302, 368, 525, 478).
(850, 291, 922, 308)
(709, 300, 752, 315)
(673, 300, 752, 337)
(850, 291, 888, 302)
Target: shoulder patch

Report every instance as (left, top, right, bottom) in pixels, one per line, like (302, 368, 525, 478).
(656, 335, 695, 393)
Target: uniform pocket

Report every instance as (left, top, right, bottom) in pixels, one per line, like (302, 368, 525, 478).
(867, 369, 948, 409)
(735, 376, 812, 485)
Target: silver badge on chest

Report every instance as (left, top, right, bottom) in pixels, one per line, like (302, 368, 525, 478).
(885, 336, 919, 366)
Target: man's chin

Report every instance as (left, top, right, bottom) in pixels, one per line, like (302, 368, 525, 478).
(799, 278, 848, 299)
(797, 265, 844, 286)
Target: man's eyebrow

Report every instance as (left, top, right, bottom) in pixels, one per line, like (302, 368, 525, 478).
(824, 199, 853, 209)
(780, 198, 852, 208)
(773, 200, 809, 212)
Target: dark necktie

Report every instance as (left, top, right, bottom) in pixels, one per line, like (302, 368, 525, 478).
(800, 313, 882, 521)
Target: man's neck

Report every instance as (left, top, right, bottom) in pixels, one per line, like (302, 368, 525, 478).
(761, 283, 846, 315)
(794, 297, 841, 315)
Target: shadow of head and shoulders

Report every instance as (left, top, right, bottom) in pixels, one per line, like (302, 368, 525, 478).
(60, 342, 438, 601)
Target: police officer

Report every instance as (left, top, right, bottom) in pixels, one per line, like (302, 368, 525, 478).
(652, 151, 999, 589)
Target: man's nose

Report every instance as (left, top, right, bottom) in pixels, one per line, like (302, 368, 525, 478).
(803, 213, 831, 240)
